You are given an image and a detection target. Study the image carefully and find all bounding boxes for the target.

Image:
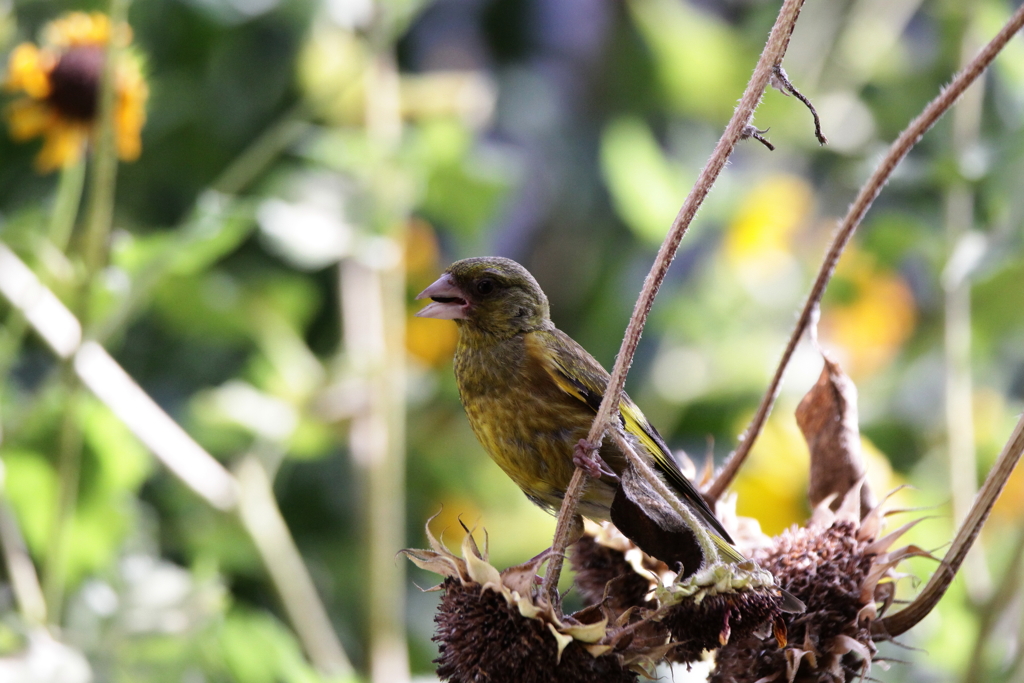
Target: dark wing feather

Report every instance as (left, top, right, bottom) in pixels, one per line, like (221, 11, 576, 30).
(528, 328, 736, 546)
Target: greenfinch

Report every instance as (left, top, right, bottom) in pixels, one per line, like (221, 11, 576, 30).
(416, 256, 743, 566)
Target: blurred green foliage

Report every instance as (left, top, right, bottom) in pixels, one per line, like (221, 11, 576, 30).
(0, 0, 1022, 682)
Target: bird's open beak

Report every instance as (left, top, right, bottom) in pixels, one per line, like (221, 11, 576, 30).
(415, 274, 470, 320)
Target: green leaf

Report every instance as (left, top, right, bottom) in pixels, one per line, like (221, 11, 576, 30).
(1, 449, 57, 557)
(600, 117, 686, 244)
(628, 0, 746, 121)
(112, 195, 256, 279)
(219, 608, 324, 683)
(416, 120, 510, 237)
(81, 397, 152, 494)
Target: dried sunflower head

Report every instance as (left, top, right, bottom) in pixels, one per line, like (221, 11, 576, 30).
(402, 519, 637, 683)
(572, 520, 791, 666)
(711, 486, 929, 683)
(657, 561, 786, 664)
(571, 520, 663, 614)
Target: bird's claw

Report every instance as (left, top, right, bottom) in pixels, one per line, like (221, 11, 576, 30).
(573, 439, 618, 480)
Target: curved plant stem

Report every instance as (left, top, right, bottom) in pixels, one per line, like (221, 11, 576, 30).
(707, 3, 1024, 503)
(81, 0, 131, 276)
(44, 0, 132, 625)
(0, 496, 47, 624)
(42, 374, 83, 621)
(542, 0, 809, 604)
(876, 409, 1024, 638)
(236, 456, 355, 676)
(49, 160, 87, 252)
(542, 467, 588, 602)
(211, 105, 311, 196)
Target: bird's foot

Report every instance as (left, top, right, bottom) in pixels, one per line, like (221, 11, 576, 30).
(573, 439, 618, 480)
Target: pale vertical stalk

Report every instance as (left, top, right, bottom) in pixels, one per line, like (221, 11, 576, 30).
(342, 256, 408, 683)
(0, 497, 47, 624)
(49, 160, 87, 253)
(42, 374, 83, 620)
(82, 0, 131, 275)
(353, 40, 409, 683)
(943, 14, 989, 601)
(235, 456, 354, 676)
(378, 257, 407, 683)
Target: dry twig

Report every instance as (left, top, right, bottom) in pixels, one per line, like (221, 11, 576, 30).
(876, 410, 1024, 638)
(543, 0, 809, 602)
(707, 4, 1024, 502)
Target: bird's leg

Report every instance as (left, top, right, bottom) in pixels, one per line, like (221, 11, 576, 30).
(573, 439, 619, 480)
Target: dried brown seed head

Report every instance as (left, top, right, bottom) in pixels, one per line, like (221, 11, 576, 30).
(404, 519, 637, 682)
(434, 577, 637, 683)
(711, 490, 927, 683)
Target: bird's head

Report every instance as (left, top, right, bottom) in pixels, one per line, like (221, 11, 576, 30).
(415, 257, 551, 337)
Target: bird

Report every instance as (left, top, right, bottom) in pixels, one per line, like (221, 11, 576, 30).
(415, 256, 743, 567)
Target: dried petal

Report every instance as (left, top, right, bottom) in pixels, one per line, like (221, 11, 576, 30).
(463, 533, 503, 589)
(434, 578, 637, 683)
(796, 353, 876, 517)
(563, 617, 609, 644)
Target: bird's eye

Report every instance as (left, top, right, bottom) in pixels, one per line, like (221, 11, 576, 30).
(475, 278, 496, 296)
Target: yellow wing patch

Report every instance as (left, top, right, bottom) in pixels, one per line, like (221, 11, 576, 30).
(525, 330, 743, 559)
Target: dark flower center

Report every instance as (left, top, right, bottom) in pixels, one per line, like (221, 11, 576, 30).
(47, 46, 105, 121)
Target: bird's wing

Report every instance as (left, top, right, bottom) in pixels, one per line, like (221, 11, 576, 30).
(526, 329, 738, 551)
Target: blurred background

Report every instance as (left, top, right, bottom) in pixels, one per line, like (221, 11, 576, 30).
(0, 0, 1023, 681)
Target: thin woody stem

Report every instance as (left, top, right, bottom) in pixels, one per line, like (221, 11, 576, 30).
(588, 0, 805, 450)
(542, 0, 809, 604)
(707, 4, 1024, 503)
(82, 0, 131, 277)
(771, 66, 827, 145)
(542, 467, 587, 602)
(875, 409, 1024, 638)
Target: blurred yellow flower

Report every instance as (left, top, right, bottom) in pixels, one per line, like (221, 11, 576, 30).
(3, 11, 147, 172)
(724, 174, 813, 288)
(820, 248, 916, 378)
(731, 414, 809, 535)
(407, 314, 458, 367)
(405, 218, 459, 367)
(732, 411, 900, 536)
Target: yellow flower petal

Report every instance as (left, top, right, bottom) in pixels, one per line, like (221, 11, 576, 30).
(5, 44, 54, 98)
(5, 99, 55, 140)
(724, 174, 814, 286)
(45, 12, 114, 49)
(36, 122, 87, 172)
(114, 59, 147, 161)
